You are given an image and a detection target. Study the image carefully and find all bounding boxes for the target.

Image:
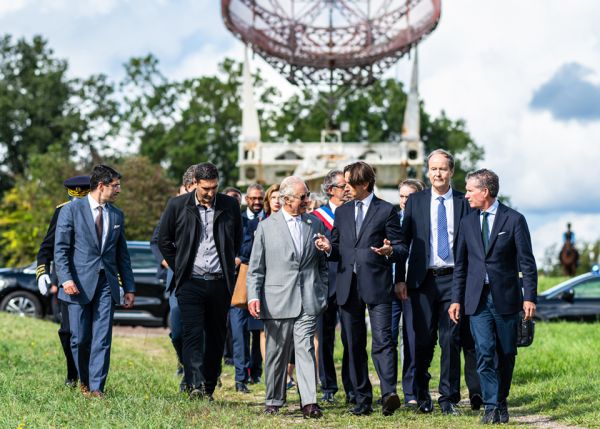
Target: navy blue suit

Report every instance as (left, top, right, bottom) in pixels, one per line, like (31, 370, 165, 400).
(398, 188, 480, 408)
(453, 201, 537, 411)
(54, 196, 135, 392)
(328, 195, 403, 406)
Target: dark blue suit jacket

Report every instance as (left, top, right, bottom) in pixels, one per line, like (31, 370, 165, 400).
(54, 196, 135, 305)
(328, 195, 402, 306)
(398, 188, 471, 289)
(452, 202, 537, 315)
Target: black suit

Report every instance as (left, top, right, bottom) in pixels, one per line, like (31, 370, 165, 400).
(399, 188, 480, 408)
(328, 195, 402, 406)
(311, 205, 353, 400)
(453, 201, 537, 411)
(158, 192, 242, 393)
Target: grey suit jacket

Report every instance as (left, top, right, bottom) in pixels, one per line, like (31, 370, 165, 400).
(54, 196, 135, 305)
(247, 210, 328, 319)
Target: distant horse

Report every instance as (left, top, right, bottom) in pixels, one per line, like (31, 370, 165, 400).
(559, 239, 579, 277)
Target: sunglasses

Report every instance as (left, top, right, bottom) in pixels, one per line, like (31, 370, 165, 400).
(292, 192, 311, 201)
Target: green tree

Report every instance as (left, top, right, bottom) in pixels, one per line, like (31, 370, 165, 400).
(263, 79, 484, 189)
(113, 156, 176, 241)
(0, 35, 122, 193)
(0, 147, 79, 266)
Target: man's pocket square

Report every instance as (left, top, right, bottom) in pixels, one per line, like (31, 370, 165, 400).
(114, 224, 121, 229)
(498, 231, 507, 235)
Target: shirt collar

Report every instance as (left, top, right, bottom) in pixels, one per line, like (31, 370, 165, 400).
(431, 187, 453, 201)
(282, 208, 301, 222)
(87, 193, 105, 210)
(246, 207, 264, 220)
(481, 199, 499, 216)
(356, 192, 374, 208)
(195, 193, 215, 210)
(328, 200, 340, 214)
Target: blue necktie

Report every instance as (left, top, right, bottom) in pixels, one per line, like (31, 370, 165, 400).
(437, 196, 450, 261)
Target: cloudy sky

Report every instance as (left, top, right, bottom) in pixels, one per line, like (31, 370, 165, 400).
(1, 0, 599, 265)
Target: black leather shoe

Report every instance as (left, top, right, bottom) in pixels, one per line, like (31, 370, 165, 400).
(440, 402, 461, 416)
(481, 408, 500, 424)
(417, 398, 434, 413)
(302, 403, 323, 419)
(189, 386, 213, 401)
(64, 378, 78, 388)
(349, 403, 373, 416)
(470, 394, 483, 411)
(264, 405, 280, 415)
(405, 400, 418, 409)
(381, 393, 401, 416)
(235, 382, 250, 393)
(497, 407, 509, 424)
(321, 392, 335, 403)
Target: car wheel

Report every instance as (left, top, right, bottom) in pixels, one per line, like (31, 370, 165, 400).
(0, 290, 43, 318)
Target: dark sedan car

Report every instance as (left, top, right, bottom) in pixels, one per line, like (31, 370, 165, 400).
(536, 265, 600, 321)
(0, 241, 169, 327)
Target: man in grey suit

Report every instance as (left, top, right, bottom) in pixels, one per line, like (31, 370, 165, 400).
(55, 164, 135, 398)
(247, 176, 328, 419)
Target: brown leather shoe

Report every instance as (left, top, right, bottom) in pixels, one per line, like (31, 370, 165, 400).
(302, 403, 323, 419)
(89, 391, 105, 399)
(80, 384, 90, 396)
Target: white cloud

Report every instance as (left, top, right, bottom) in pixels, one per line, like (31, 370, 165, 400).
(0, 0, 28, 17)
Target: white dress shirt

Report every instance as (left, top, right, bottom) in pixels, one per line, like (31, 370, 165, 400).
(282, 209, 304, 257)
(429, 188, 455, 268)
(355, 192, 375, 221)
(87, 193, 109, 249)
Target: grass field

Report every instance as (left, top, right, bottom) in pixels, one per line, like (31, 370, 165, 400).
(1, 303, 599, 428)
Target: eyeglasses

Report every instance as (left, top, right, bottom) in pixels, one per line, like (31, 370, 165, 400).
(331, 184, 346, 189)
(291, 192, 311, 201)
(247, 197, 263, 201)
(106, 183, 121, 189)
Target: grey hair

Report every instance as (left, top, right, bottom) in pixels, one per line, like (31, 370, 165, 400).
(279, 176, 307, 205)
(321, 169, 344, 196)
(466, 168, 499, 198)
(246, 183, 265, 194)
(182, 164, 197, 187)
(398, 178, 425, 192)
(427, 149, 455, 171)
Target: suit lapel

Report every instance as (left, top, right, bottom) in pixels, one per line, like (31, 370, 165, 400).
(103, 205, 116, 253)
(274, 211, 299, 261)
(472, 211, 486, 257)
(300, 213, 314, 263)
(422, 189, 432, 260)
(356, 195, 379, 243)
(486, 203, 508, 256)
(80, 197, 101, 250)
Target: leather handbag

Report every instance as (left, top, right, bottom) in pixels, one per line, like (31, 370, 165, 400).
(516, 312, 535, 347)
(231, 263, 249, 309)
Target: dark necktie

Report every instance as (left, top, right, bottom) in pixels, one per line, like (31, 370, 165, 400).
(355, 201, 364, 238)
(482, 211, 490, 253)
(95, 206, 103, 246)
(437, 196, 449, 260)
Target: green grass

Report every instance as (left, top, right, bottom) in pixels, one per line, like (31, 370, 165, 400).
(538, 276, 569, 293)
(1, 312, 600, 428)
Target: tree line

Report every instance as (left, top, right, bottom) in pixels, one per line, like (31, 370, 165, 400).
(0, 35, 484, 266)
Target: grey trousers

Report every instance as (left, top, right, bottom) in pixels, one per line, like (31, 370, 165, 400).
(264, 310, 318, 407)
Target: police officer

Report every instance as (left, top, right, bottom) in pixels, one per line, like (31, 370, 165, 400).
(36, 175, 91, 388)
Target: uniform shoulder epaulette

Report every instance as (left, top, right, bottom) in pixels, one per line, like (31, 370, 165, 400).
(56, 201, 71, 209)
